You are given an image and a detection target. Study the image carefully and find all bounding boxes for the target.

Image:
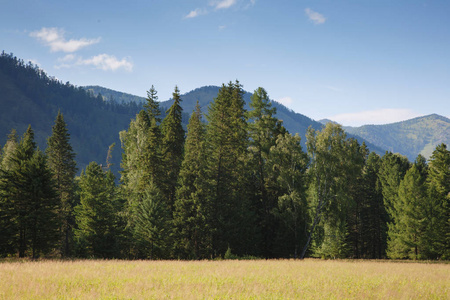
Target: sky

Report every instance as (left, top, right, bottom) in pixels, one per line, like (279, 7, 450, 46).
(1, 0, 449, 126)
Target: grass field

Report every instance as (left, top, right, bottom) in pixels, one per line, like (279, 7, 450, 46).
(0, 259, 448, 299)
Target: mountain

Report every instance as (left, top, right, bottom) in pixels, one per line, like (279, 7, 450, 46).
(83, 85, 146, 105)
(344, 114, 450, 161)
(0, 52, 144, 175)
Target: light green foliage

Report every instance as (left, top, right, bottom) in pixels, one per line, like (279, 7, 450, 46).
(304, 123, 364, 259)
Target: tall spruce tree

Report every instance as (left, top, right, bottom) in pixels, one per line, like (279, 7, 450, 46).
(387, 162, 427, 259)
(0, 126, 59, 258)
(358, 152, 387, 258)
(247, 87, 287, 258)
(161, 86, 185, 210)
(120, 86, 164, 256)
(0, 130, 19, 256)
(426, 143, 450, 259)
(46, 111, 77, 257)
(206, 81, 256, 256)
(173, 102, 212, 259)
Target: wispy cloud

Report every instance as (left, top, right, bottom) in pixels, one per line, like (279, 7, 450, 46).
(329, 109, 421, 127)
(211, 0, 237, 10)
(184, 8, 208, 19)
(185, 0, 254, 19)
(275, 97, 294, 108)
(305, 8, 326, 25)
(56, 54, 133, 72)
(30, 27, 100, 53)
(77, 54, 133, 71)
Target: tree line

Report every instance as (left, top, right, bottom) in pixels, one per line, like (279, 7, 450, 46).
(0, 81, 448, 260)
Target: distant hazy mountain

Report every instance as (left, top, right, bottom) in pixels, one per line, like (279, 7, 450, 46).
(83, 85, 146, 104)
(343, 114, 450, 161)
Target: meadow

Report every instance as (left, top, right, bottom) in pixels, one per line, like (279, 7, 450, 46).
(0, 259, 448, 299)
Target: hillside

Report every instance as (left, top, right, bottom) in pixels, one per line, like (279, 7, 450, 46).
(84, 85, 147, 105)
(0, 52, 144, 174)
(344, 114, 450, 161)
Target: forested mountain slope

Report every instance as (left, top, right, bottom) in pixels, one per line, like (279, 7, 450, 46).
(0, 52, 144, 174)
(344, 114, 450, 161)
(84, 85, 147, 105)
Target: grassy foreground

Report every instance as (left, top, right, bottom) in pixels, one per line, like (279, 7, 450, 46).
(0, 259, 448, 299)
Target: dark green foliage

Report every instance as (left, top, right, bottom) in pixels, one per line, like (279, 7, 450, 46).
(268, 133, 308, 258)
(205, 81, 256, 257)
(1, 61, 449, 261)
(132, 185, 172, 259)
(247, 87, 288, 258)
(425, 144, 450, 259)
(356, 152, 388, 258)
(173, 102, 212, 259)
(0, 126, 59, 258)
(74, 162, 121, 258)
(161, 86, 185, 210)
(46, 112, 77, 257)
(0, 51, 143, 176)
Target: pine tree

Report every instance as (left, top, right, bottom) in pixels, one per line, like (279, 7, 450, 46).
(206, 81, 255, 256)
(247, 87, 287, 258)
(144, 85, 161, 123)
(0, 130, 19, 256)
(161, 86, 185, 210)
(387, 163, 427, 259)
(426, 143, 450, 259)
(358, 152, 387, 258)
(0, 126, 59, 258)
(173, 102, 212, 259)
(46, 111, 77, 257)
(22, 150, 59, 258)
(133, 184, 172, 259)
(74, 162, 120, 258)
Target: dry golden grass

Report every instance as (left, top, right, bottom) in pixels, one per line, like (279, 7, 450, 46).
(0, 259, 448, 299)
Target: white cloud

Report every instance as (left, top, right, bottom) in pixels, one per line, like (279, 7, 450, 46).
(210, 0, 237, 10)
(185, 8, 207, 19)
(275, 97, 294, 108)
(305, 8, 326, 25)
(30, 27, 100, 53)
(219, 25, 227, 30)
(329, 109, 421, 127)
(77, 54, 133, 71)
(58, 54, 76, 62)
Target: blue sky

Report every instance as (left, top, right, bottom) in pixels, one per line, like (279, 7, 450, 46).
(1, 0, 449, 126)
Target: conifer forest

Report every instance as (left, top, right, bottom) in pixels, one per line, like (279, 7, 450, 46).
(0, 62, 449, 261)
